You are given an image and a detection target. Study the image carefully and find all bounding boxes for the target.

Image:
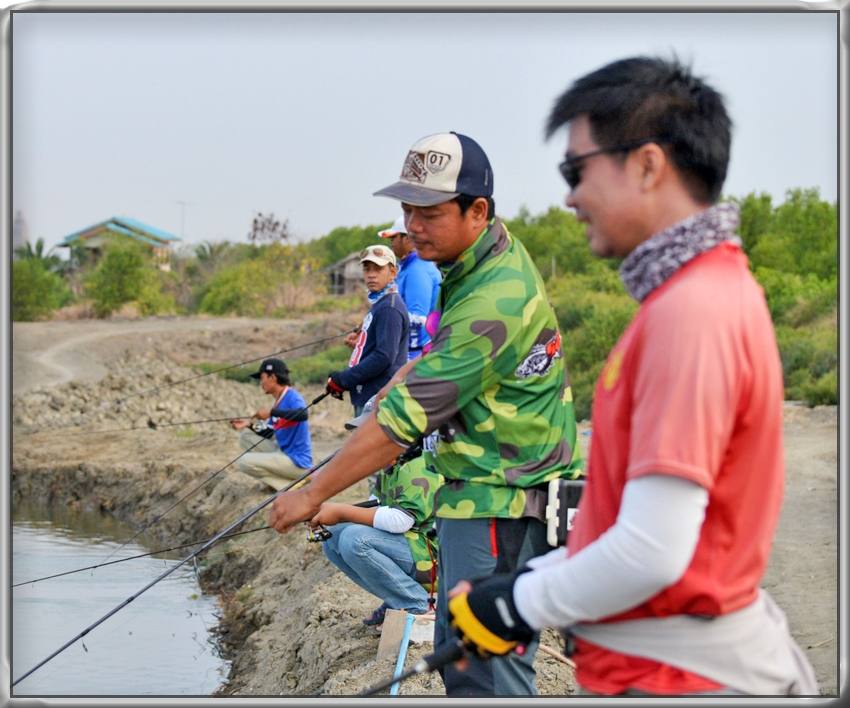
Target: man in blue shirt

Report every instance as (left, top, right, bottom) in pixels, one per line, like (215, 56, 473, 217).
(230, 358, 313, 490)
(378, 215, 441, 359)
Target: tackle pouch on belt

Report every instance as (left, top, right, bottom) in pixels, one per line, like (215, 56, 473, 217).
(545, 478, 585, 547)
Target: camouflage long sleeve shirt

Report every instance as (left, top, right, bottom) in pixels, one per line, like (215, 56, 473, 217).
(376, 218, 583, 520)
(376, 455, 442, 591)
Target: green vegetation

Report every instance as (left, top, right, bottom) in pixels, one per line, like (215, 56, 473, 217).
(196, 344, 351, 389)
(506, 188, 837, 416)
(12, 189, 836, 411)
(84, 240, 176, 317)
(287, 345, 352, 385)
(197, 243, 321, 317)
(11, 259, 72, 320)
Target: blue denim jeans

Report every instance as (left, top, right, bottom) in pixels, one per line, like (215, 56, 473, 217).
(322, 522, 429, 614)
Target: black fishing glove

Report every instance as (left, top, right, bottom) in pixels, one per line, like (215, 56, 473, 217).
(269, 406, 308, 422)
(325, 372, 346, 400)
(448, 570, 534, 658)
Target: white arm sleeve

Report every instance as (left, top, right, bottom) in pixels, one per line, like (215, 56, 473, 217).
(513, 474, 709, 630)
(372, 505, 415, 533)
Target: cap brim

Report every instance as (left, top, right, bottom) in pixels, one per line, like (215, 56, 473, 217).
(373, 182, 459, 207)
(250, 372, 261, 379)
(344, 408, 373, 431)
(378, 230, 403, 239)
(360, 256, 394, 267)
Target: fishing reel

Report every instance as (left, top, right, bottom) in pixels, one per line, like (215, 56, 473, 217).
(306, 524, 332, 543)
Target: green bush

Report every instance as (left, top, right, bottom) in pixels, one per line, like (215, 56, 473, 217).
(84, 241, 173, 317)
(288, 345, 352, 385)
(754, 267, 835, 324)
(197, 344, 352, 388)
(12, 259, 72, 320)
(546, 272, 636, 420)
(198, 243, 323, 316)
(195, 362, 255, 384)
(800, 370, 838, 407)
(199, 259, 274, 316)
(774, 317, 837, 405)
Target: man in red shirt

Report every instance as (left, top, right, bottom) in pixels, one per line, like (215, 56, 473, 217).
(447, 56, 818, 696)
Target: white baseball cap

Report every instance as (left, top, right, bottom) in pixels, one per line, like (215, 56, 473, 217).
(345, 395, 377, 430)
(359, 244, 397, 267)
(378, 215, 407, 239)
(373, 131, 494, 207)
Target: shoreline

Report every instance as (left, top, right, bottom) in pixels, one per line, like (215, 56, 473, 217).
(9, 453, 575, 696)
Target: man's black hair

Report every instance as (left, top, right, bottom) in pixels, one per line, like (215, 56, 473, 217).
(273, 372, 291, 386)
(453, 194, 496, 220)
(546, 56, 731, 204)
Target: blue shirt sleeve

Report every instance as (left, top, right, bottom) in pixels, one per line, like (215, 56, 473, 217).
(401, 262, 436, 322)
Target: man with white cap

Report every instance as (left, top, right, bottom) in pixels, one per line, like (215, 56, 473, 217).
(326, 244, 409, 416)
(271, 131, 583, 697)
(378, 215, 441, 359)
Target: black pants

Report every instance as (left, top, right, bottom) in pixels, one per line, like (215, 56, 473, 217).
(434, 517, 550, 696)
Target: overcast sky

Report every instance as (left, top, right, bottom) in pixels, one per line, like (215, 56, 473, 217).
(10, 10, 838, 252)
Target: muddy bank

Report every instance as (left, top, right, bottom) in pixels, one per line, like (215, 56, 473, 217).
(10, 445, 575, 696)
(10, 318, 837, 696)
(10, 353, 575, 696)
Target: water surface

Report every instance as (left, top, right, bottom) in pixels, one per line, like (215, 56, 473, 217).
(12, 502, 229, 696)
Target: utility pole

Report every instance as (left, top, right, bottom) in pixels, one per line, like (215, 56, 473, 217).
(176, 200, 190, 240)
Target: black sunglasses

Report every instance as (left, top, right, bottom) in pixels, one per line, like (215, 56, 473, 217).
(558, 138, 665, 189)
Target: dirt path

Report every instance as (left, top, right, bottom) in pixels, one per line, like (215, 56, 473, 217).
(9, 317, 840, 696)
(11, 317, 304, 396)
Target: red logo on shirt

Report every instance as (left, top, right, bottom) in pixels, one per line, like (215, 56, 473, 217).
(516, 331, 562, 378)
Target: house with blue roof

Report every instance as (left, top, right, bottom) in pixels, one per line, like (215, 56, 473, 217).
(58, 216, 181, 271)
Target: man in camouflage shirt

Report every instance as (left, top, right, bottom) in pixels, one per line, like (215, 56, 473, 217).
(269, 132, 582, 696)
(311, 439, 441, 626)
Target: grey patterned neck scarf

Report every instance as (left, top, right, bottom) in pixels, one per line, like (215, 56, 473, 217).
(619, 202, 742, 303)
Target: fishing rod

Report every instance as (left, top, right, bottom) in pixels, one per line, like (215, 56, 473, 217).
(114, 326, 358, 406)
(13, 525, 274, 588)
(358, 639, 466, 696)
(100, 391, 330, 563)
(46, 415, 254, 437)
(14, 499, 381, 588)
(11, 449, 339, 688)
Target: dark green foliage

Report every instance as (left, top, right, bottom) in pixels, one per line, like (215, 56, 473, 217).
(14, 237, 64, 272)
(84, 240, 175, 317)
(305, 223, 389, 267)
(197, 243, 322, 316)
(754, 267, 836, 323)
(734, 192, 773, 253)
(505, 206, 616, 279)
(547, 273, 637, 420)
(746, 188, 837, 280)
(196, 344, 352, 388)
(194, 362, 255, 384)
(287, 345, 352, 385)
(774, 319, 837, 405)
(12, 259, 72, 320)
(521, 190, 837, 415)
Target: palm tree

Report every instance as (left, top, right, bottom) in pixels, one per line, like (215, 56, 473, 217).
(14, 238, 63, 272)
(195, 240, 231, 268)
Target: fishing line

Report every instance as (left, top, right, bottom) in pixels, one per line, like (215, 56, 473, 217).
(114, 326, 357, 406)
(16, 327, 355, 437)
(100, 391, 330, 564)
(13, 525, 274, 588)
(11, 449, 338, 688)
(46, 415, 253, 437)
(14, 499, 381, 587)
